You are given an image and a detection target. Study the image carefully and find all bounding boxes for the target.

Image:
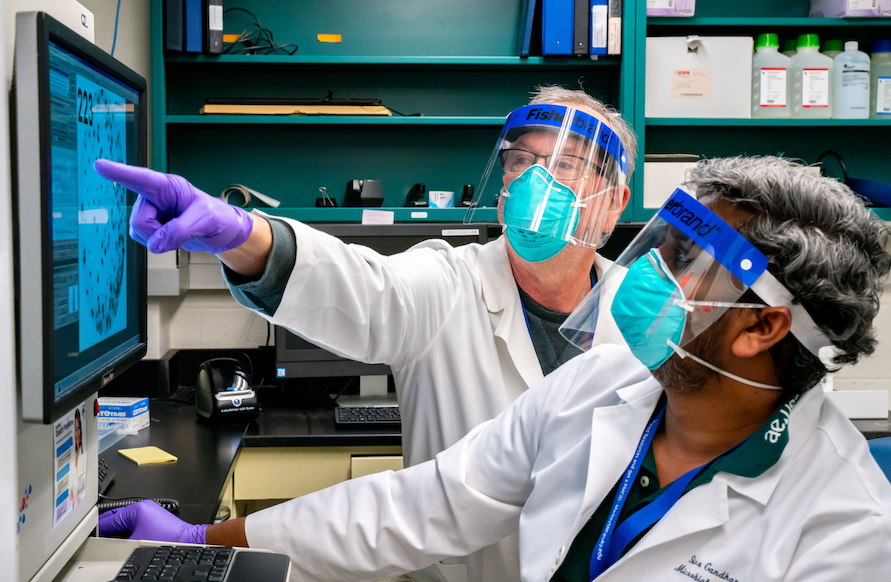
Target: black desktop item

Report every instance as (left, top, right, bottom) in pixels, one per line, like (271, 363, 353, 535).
(405, 182, 428, 207)
(461, 184, 474, 206)
(111, 546, 290, 582)
(11, 11, 148, 425)
(335, 403, 401, 427)
(344, 179, 385, 207)
(98, 456, 116, 495)
(195, 357, 259, 422)
(274, 223, 492, 380)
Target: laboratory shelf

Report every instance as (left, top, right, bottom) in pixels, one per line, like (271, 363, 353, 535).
(264, 207, 496, 223)
(647, 17, 891, 27)
(164, 115, 508, 126)
(162, 54, 621, 67)
(646, 118, 891, 127)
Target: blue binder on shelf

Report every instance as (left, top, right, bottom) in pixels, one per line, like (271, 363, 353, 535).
(184, 0, 203, 53)
(518, 0, 539, 56)
(164, 0, 184, 53)
(542, 0, 573, 56)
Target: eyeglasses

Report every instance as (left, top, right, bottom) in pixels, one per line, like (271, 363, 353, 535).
(497, 148, 599, 180)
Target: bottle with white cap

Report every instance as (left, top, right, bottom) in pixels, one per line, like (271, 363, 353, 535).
(833, 41, 870, 119)
(870, 40, 891, 119)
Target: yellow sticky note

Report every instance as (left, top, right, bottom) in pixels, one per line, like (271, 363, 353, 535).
(317, 34, 342, 43)
(118, 446, 178, 465)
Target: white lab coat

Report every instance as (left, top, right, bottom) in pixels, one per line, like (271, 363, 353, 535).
(244, 344, 891, 582)
(249, 217, 624, 582)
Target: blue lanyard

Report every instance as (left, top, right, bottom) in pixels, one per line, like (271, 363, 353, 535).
(588, 404, 708, 581)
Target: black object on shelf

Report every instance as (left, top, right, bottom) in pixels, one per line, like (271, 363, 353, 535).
(315, 197, 338, 207)
(344, 179, 384, 207)
(405, 183, 428, 207)
(98, 456, 116, 495)
(461, 184, 474, 207)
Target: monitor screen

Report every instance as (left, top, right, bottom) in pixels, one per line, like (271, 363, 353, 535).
(13, 12, 147, 424)
(274, 223, 493, 379)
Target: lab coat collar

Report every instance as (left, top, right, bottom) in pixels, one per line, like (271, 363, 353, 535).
(476, 237, 613, 389)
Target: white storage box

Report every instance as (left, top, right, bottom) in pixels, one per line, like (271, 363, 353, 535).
(97, 397, 150, 433)
(643, 156, 699, 208)
(810, 0, 891, 17)
(645, 36, 754, 118)
(825, 390, 890, 419)
(647, 0, 695, 16)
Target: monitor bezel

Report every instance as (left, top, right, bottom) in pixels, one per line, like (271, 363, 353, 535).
(12, 11, 148, 424)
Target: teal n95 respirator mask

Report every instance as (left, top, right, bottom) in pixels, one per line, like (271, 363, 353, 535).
(464, 103, 629, 263)
(559, 189, 833, 389)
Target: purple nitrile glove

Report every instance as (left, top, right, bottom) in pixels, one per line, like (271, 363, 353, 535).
(93, 159, 253, 255)
(97, 500, 208, 544)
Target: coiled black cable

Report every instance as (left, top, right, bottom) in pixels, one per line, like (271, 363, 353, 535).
(97, 495, 180, 515)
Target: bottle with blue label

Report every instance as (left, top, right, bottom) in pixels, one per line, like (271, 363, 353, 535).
(870, 40, 891, 119)
(752, 33, 792, 118)
(834, 41, 870, 119)
(791, 34, 834, 119)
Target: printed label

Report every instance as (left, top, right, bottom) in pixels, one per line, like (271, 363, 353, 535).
(760, 68, 787, 107)
(878, 77, 891, 115)
(53, 402, 88, 529)
(648, 0, 674, 7)
(209, 6, 223, 31)
(672, 69, 712, 100)
(591, 5, 607, 50)
(802, 69, 829, 107)
(849, 0, 878, 9)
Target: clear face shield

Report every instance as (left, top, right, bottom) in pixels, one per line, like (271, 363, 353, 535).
(560, 189, 832, 374)
(464, 104, 629, 262)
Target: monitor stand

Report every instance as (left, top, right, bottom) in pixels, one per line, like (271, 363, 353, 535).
(338, 375, 395, 408)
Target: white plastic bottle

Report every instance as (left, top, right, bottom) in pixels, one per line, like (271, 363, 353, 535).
(870, 40, 891, 120)
(791, 34, 834, 119)
(834, 41, 870, 119)
(752, 33, 792, 118)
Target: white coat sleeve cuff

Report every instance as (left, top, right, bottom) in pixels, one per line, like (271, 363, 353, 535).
(244, 502, 286, 554)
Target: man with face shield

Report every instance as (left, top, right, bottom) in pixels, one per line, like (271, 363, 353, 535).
(99, 156, 891, 580)
(93, 87, 637, 582)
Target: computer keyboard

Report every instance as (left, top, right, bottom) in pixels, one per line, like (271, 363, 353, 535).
(113, 546, 233, 582)
(335, 405, 401, 426)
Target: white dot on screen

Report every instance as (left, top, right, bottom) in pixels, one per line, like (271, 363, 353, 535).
(740, 259, 753, 270)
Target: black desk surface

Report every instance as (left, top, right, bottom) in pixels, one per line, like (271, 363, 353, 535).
(103, 399, 890, 526)
(102, 399, 401, 524)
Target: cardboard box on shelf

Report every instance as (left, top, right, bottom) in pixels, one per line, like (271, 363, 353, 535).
(645, 36, 754, 119)
(810, 0, 891, 17)
(647, 0, 695, 17)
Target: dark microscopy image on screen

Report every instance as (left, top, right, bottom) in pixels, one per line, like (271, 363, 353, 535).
(76, 76, 127, 352)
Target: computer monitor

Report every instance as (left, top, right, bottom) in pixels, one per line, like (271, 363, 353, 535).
(274, 223, 493, 379)
(11, 11, 147, 582)
(12, 11, 147, 425)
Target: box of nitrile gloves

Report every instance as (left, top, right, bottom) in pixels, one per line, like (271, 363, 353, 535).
(97, 397, 149, 432)
(810, 0, 891, 17)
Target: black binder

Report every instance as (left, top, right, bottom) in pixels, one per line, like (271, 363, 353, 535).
(573, 0, 589, 56)
(164, 0, 184, 53)
(204, 0, 223, 54)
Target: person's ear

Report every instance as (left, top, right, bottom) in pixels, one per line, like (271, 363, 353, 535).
(730, 306, 792, 358)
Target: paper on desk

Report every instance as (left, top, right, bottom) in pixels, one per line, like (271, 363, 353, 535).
(118, 446, 178, 465)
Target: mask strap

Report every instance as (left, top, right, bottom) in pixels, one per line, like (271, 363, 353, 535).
(667, 340, 784, 391)
(749, 270, 833, 358)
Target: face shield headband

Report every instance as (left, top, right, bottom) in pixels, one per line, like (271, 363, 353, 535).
(464, 104, 629, 260)
(559, 189, 833, 377)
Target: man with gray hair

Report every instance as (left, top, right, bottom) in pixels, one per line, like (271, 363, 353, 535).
(94, 87, 638, 582)
(101, 156, 891, 580)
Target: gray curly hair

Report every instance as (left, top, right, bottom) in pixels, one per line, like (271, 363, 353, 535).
(688, 156, 891, 396)
(529, 85, 638, 178)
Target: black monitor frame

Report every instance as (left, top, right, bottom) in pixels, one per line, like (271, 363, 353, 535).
(11, 12, 148, 424)
(274, 222, 493, 379)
